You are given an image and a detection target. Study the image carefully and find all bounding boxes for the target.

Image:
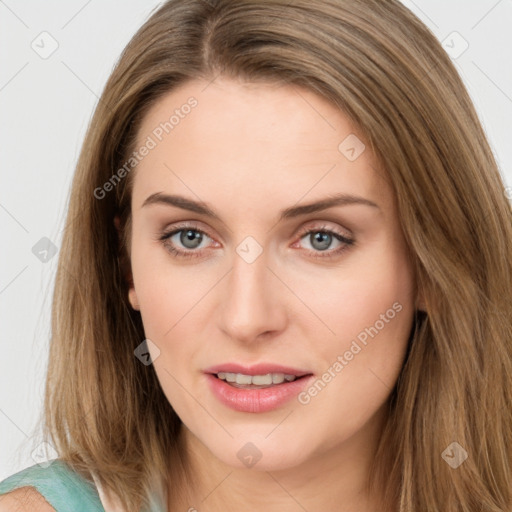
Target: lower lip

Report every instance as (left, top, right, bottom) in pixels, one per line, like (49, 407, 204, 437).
(205, 373, 314, 413)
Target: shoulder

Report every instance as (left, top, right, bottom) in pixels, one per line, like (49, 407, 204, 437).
(0, 459, 104, 511)
(0, 486, 55, 511)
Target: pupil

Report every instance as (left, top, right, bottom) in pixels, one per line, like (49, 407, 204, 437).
(181, 230, 202, 249)
(312, 232, 331, 251)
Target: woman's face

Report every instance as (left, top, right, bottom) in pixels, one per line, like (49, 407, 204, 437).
(125, 77, 417, 471)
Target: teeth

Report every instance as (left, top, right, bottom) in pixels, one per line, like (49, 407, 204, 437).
(252, 374, 272, 385)
(272, 373, 284, 384)
(236, 374, 253, 385)
(216, 372, 298, 385)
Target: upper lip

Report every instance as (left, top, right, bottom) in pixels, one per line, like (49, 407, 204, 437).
(204, 363, 312, 377)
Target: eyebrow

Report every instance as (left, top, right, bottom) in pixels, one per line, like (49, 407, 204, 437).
(141, 192, 379, 221)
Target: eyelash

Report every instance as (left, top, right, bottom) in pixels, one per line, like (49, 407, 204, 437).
(158, 222, 355, 260)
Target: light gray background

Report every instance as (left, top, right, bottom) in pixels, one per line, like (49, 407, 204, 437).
(1, 0, 511, 479)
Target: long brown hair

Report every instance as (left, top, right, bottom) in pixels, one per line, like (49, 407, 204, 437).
(36, 0, 512, 510)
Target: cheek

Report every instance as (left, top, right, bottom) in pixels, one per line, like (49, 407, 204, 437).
(131, 240, 214, 339)
(290, 237, 414, 360)
(338, 257, 413, 345)
(130, 249, 206, 408)
(292, 267, 414, 453)
(300, 243, 415, 414)
(347, 256, 413, 368)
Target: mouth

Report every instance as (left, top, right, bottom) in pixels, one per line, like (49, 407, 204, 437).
(212, 371, 311, 389)
(204, 364, 315, 413)
(204, 362, 313, 389)
(203, 363, 314, 413)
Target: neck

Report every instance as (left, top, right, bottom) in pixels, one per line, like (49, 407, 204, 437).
(169, 404, 391, 512)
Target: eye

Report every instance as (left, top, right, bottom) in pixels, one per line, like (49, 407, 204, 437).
(294, 224, 354, 259)
(159, 223, 216, 259)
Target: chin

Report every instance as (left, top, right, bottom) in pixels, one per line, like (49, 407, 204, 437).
(207, 435, 312, 472)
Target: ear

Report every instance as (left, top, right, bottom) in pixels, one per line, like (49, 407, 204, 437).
(114, 215, 140, 311)
(415, 287, 427, 314)
(128, 287, 140, 311)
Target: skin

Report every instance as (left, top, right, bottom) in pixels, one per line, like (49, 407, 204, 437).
(123, 77, 422, 511)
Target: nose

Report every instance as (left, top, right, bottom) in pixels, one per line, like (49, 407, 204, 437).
(217, 245, 288, 345)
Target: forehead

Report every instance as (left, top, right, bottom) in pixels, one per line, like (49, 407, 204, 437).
(131, 77, 392, 217)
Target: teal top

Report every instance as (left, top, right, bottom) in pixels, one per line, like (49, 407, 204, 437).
(0, 459, 166, 511)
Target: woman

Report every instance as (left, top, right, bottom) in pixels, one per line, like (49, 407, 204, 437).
(1, 0, 511, 511)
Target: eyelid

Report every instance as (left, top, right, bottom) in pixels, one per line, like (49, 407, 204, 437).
(294, 221, 352, 240)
